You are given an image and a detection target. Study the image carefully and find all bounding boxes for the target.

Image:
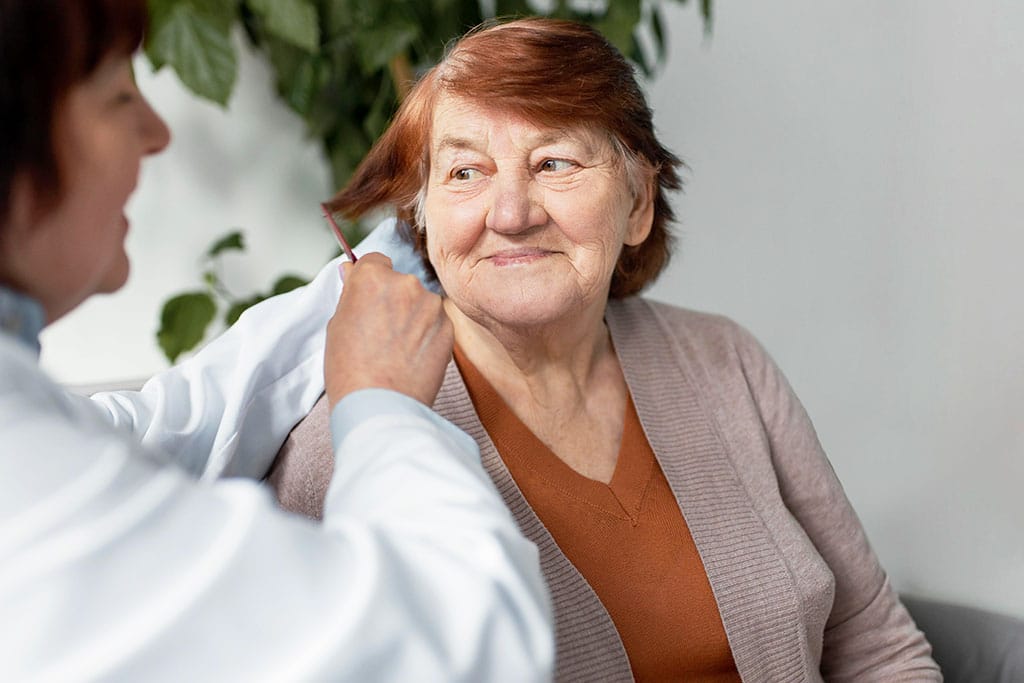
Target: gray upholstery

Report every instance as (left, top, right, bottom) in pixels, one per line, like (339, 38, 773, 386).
(902, 595, 1024, 683)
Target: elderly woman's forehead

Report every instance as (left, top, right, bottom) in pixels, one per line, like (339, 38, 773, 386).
(429, 96, 608, 150)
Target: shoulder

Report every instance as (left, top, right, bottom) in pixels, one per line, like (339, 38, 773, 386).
(0, 335, 64, 412)
(607, 297, 796, 434)
(608, 297, 773, 375)
(0, 335, 148, 463)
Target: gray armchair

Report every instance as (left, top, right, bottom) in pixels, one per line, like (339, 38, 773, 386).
(902, 595, 1024, 683)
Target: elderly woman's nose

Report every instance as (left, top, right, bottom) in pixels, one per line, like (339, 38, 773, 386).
(485, 177, 546, 234)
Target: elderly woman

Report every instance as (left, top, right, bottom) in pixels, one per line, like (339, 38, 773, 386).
(270, 18, 940, 682)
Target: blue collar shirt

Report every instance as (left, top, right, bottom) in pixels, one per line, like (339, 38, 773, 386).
(0, 284, 44, 356)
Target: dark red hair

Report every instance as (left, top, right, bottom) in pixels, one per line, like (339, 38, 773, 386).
(328, 17, 684, 298)
(0, 0, 147, 228)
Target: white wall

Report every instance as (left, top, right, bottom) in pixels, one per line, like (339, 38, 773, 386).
(644, 1, 1024, 618)
(41, 3, 1023, 617)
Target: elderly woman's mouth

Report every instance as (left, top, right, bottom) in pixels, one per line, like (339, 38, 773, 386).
(487, 248, 552, 266)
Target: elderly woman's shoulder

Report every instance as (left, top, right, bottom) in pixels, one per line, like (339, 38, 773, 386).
(610, 297, 792, 410)
(616, 297, 763, 350)
(617, 297, 790, 399)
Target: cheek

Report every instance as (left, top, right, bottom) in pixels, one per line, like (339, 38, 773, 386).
(66, 163, 136, 230)
(425, 197, 485, 263)
(557, 197, 631, 254)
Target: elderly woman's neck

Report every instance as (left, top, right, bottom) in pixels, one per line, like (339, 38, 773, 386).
(445, 299, 615, 391)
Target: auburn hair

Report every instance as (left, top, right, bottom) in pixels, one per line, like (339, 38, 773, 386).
(0, 0, 147, 229)
(327, 17, 684, 298)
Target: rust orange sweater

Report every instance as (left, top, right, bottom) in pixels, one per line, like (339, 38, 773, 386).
(455, 346, 740, 682)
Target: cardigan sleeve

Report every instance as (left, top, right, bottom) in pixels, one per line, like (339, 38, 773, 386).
(730, 325, 941, 682)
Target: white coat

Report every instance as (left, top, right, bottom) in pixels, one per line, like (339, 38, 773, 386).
(0, 221, 554, 682)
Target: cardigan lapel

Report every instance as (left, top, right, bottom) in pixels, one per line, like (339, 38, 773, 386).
(606, 299, 811, 682)
(432, 362, 635, 683)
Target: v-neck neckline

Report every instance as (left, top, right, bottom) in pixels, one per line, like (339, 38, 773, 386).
(453, 343, 657, 523)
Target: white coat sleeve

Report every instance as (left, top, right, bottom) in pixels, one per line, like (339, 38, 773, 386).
(0, 378, 554, 681)
(82, 218, 435, 482)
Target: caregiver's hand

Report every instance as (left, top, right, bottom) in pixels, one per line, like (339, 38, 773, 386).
(325, 253, 454, 408)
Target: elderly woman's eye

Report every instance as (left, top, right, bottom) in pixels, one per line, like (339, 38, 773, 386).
(539, 159, 574, 172)
(452, 168, 481, 181)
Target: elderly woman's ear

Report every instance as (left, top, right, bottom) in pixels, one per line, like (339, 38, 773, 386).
(625, 175, 657, 247)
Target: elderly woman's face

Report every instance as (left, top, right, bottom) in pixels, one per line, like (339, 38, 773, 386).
(423, 96, 653, 329)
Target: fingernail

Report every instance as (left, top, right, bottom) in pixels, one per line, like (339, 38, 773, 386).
(337, 262, 345, 283)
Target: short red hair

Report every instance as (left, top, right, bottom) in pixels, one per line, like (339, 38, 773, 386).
(328, 17, 684, 298)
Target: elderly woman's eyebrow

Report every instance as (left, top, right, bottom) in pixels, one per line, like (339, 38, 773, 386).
(435, 130, 593, 156)
(435, 135, 479, 154)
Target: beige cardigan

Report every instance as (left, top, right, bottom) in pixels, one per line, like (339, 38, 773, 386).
(269, 298, 940, 682)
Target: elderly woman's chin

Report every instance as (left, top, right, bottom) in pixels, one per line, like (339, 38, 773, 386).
(442, 272, 606, 333)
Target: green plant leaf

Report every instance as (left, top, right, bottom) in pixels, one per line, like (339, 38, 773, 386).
(224, 293, 266, 326)
(207, 230, 246, 258)
(701, 0, 713, 33)
(353, 23, 419, 73)
(493, 0, 533, 17)
(222, 275, 307, 327)
(321, 0, 362, 39)
(146, 1, 238, 106)
(247, 0, 320, 52)
(264, 38, 326, 116)
(431, 0, 461, 14)
(284, 53, 322, 115)
(363, 73, 395, 140)
(272, 275, 308, 295)
(178, 0, 237, 28)
(596, 0, 642, 57)
(157, 291, 217, 362)
(651, 6, 668, 64)
(325, 116, 370, 187)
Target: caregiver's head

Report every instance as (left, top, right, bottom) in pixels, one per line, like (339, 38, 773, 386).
(330, 18, 683, 330)
(0, 0, 169, 323)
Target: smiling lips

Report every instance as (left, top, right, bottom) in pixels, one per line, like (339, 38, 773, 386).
(487, 248, 551, 266)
